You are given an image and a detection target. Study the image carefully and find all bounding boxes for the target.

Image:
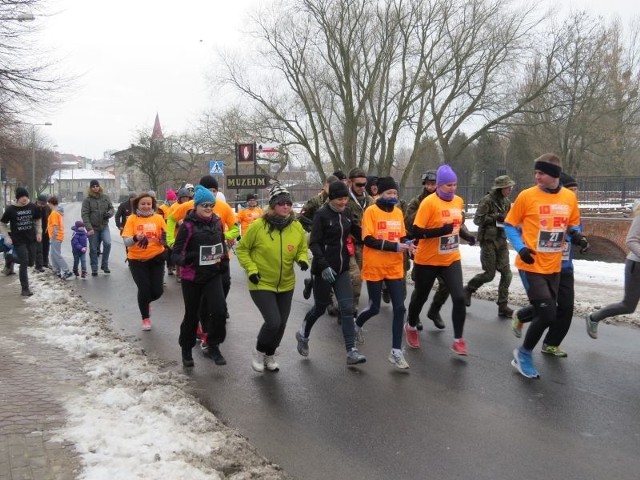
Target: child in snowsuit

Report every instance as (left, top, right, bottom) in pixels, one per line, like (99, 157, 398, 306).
(71, 220, 89, 278)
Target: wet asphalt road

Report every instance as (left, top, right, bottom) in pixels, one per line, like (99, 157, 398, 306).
(62, 202, 640, 480)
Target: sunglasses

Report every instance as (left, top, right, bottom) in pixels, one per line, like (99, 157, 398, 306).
(275, 201, 293, 206)
(198, 202, 215, 208)
(354, 182, 367, 187)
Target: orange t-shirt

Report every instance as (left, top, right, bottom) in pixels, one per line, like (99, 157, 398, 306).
(505, 185, 580, 274)
(360, 205, 406, 281)
(122, 213, 167, 261)
(47, 209, 65, 242)
(412, 194, 464, 267)
(238, 207, 263, 235)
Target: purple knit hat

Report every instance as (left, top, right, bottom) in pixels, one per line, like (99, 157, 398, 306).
(436, 164, 457, 186)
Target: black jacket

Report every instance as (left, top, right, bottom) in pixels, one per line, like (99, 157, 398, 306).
(309, 204, 361, 276)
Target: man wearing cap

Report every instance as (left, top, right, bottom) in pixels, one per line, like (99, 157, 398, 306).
(0, 187, 42, 296)
(463, 175, 516, 317)
(237, 193, 263, 236)
(82, 180, 115, 276)
(34, 193, 51, 272)
(504, 153, 582, 379)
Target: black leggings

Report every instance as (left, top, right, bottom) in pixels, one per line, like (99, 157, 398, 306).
(128, 255, 165, 319)
(180, 276, 226, 349)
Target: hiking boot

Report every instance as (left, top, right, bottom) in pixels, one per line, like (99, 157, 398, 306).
(382, 287, 391, 304)
(141, 318, 151, 331)
(585, 313, 598, 339)
(207, 345, 227, 365)
(101, 266, 111, 273)
(302, 277, 313, 300)
(264, 355, 279, 371)
(388, 350, 409, 370)
(346, 348, 366, 365)
(355, 324, 365, 344)
(541, 344, 568, 357)
(463, 286, 473, 307)
(404, 322, 420, 349)
(81, 271, 87, 279)
(451, 338, 468, 356)
(61, 271, 73, 280)
(511, 311, 523, 338)
(511, 348, 539, 379)
(427, 308, 445, 329)
(21, 288, 33, 297)
(295, 331, 309, 357)
(2, 264, 13, 276)
(182, 348, 194, 367)
(498, 305, 514, 318)
(73, 269, 79, 277)
(91, 271, 98, 277)
(252, 349, 265, 372)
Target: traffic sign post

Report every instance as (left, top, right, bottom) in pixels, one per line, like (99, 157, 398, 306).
(209, 160, 224, 176)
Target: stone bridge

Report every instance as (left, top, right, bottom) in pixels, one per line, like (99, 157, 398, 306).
(580, 217, 632, 262)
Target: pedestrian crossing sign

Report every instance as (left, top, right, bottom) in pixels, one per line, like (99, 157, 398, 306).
(209, 160, 224, 176)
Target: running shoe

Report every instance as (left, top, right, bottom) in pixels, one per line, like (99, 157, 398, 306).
(511, 311, 523, 338)
(404, 322, 420, 349)
(346, 348, 366, 365)
(251, 349, 265, 372)
(541, 344, 568, 357)
(295, 331, 309, 357)
(451, 338, 467, 356)
(388, 350, 410, 370)
(511, 348, 539, 379)
(585, 313, 598, 339)
(264, 355, 279, 371)
(141, 318, 151, 331)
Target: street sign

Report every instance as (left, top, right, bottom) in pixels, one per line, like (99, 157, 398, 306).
(209, 160, 224, 175)
(226, 175, 270, 189)
(237, 143, 255, 163)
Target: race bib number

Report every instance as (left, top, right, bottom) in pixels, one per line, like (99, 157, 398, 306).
(439, 234, 459, 254)
(537, 231, 565, 253)
(199, 243, 224, 265)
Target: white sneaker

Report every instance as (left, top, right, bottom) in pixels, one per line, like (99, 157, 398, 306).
(264, 355, 280, 371)
(251, 349, 265, 372)
(388, 350, 409, 369)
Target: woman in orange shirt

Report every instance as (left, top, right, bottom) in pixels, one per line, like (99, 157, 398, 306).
(121, 192, 167, 331)
(353, 177, 416, 370)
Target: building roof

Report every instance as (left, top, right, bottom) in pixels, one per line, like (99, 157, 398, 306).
(51, 168, 115, 181)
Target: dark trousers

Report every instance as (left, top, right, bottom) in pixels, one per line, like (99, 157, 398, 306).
(127, 255, 165, 319)
(14, 242, 35, 289)
(356, 278, 406, 349)
(35, 233, 50, 269)
(408, 261, 466, 338)
(518, 271, 560, 352)
(180, 276, 227, 349)
(250, 289, 294, 356)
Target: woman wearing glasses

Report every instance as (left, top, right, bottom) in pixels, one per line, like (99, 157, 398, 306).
(121, 192, 167, 332)
(237, 184, 309, 373)
(171, 186, 228, 367)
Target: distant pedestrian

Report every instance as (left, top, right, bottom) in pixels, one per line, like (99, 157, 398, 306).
(0, 187, 42, 296)
(121, 192, 167, 331)
(81, 180, 115, 276)
(236, 184, 309, 373)
(464, 175, 516, 317)
(172, 186, 228, 367)
(586, 198, 640, 339)
(71, 220, 88, 278)
(237, 193, 263, 236)
(47, 196, 73, 280)
(354, 177, 416, 369)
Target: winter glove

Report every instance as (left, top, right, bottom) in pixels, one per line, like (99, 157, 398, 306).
(578, 237, 590, 254)
(159, 229, 167, 246)
(137, 236, 149, 249)
(496, 214, 506, 223)
(518, 247, 536, 265)
(467, 236, 476, 246)
(570, 231, 591, 254)
(297, 260, 309, 271)
(249, 273, 261, 285)
(321, 267, 337, 284)
(439, 223, 454, 236)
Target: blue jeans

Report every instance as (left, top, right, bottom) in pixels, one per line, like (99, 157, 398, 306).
(356, 278, 406, 350)
(88, 228, 111, 272)
(72, 251, 87, 273)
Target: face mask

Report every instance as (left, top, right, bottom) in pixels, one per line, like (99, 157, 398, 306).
(436, 188, 454, 201)
(378, 196, 398, 205)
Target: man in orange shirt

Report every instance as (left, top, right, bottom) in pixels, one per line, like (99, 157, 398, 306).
(504, 153, 581, 379)
(237, 193, 263, 236)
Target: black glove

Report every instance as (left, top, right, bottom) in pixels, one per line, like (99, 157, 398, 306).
(249, 273, 261, 284)
(578, 237, 590, 254)
(137, 236, 149, 249)
(518, 247, 536, 264)
(439, 223, 454, 236)
(496, 214, 505, 223)
(467, 236, 476, 246)
(298, 260, 309, 271)
(570, 231, 590, 254)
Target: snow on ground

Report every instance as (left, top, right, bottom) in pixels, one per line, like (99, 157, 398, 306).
(18, 246, 638, 480)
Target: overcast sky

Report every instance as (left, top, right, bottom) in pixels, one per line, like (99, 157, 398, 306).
(34, 0, 640, 160)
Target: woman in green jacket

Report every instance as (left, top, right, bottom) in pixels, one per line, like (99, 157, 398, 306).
(236, 184, 309, 373)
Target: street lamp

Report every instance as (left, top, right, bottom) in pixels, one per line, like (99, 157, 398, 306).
(30, 122, 53, 195)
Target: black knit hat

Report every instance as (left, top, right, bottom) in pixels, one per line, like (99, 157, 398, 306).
(376, 176, 398, 195)
(560, 172, 577, 188)
(15, 187, 29, 200)
(90, 179, 100, 187)
(328, 181, 350, 200)
(199, 175, 218, 190)
(533, 153, 562, 178)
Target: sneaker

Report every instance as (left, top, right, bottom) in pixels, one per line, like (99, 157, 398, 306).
(541, 344, 568, 357)
(388, 350, 410, 369)
(252, 349, 265, 372)
(404, 322, 420, 349)
(585, 313, 598, 339)
(264, 355, 279, 371)
(21, 288, 33, 297)
(463, 286, 472, 307)
(295, 331, 309, 357)
(511, 348, 539, 379)
(302, 277, 313, 300)
(200, 333, 209, 352)
(101, 266, 111, 273)
(427, 309, 446, 329)
(355, 324, 365, 344)
(61, 271, 73, 280)
(382, 287, 391, 304)
(498, 305, 514, 318)
(207, 345, 227, 365)
(346, 348, 366, 365)
(451, 338, 467, 356)
(511, 311, 523, 338)
(141, 318, 151, 331)
(182, 348, 194, 367)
